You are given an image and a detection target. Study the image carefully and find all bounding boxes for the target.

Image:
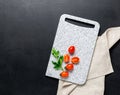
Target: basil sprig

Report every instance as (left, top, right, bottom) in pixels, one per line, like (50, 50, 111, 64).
(51, 48, 64, 70)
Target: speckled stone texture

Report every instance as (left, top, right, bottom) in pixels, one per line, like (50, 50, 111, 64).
(46, 14, 100, 85)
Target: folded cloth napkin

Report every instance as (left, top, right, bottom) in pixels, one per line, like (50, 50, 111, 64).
(57, 27, 120, 95)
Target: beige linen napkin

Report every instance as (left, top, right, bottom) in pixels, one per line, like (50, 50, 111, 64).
(57, 27, 120, 95)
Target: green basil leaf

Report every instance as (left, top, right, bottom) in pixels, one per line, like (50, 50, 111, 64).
(52, 61, 57, 65)
(54, 65, 61, 70)
(57, 56, 63, 66)
(55, 51, 59, 57)
(51, 48, 56, 55)
(52, 48, 60, 58)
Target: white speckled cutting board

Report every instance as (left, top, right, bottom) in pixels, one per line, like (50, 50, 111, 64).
(46, 14, 100, 85)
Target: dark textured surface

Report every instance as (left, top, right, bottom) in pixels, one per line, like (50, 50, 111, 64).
(0, 0, 120, 95)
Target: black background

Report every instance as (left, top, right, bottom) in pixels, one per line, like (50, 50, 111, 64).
(0, 0, 120, 95)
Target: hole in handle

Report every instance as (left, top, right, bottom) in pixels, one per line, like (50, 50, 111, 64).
(65, 18, 95, 28)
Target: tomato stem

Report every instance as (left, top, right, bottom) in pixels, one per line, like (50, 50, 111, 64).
(61, 67, 64, 71)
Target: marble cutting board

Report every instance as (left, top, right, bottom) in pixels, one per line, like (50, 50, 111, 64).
(46, 14, 100, 85)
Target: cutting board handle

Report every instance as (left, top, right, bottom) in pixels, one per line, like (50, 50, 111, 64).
(60, 14, 100, 30)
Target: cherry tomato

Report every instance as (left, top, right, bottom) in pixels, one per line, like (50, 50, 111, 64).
(68, 46, 75, 54)
(71, 57, 80, 64)
(64, 54, 70, 63)
(65, 64, 74, 71)
(60, 71, 69, 78)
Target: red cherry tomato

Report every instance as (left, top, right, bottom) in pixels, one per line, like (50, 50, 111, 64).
(60, 71, 69, 78)
(71, 57, 80, 64)
(65, 64, 74, 71)
(68, 46, 75, 54)
(64, 54, 70, 63)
